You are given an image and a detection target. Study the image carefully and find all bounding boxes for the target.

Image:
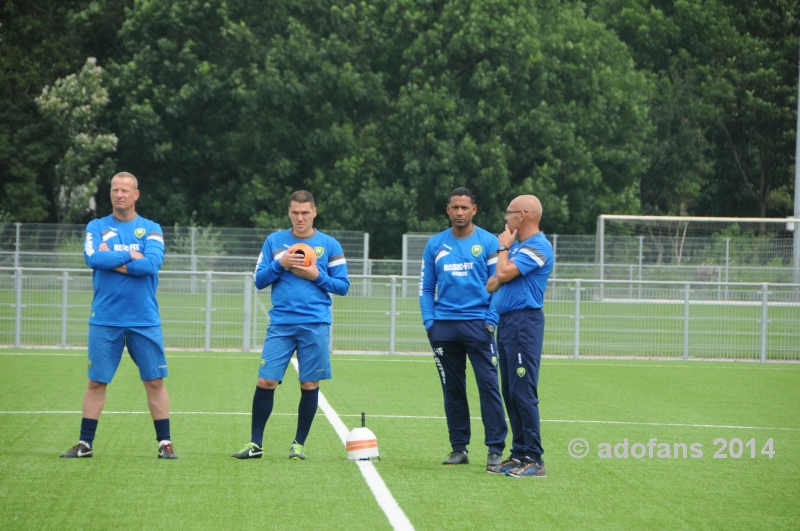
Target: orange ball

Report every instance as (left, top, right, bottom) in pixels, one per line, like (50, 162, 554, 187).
(287, 243, 317, 267)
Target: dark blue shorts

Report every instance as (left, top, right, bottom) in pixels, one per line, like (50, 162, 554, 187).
(87, 325, 168, 383)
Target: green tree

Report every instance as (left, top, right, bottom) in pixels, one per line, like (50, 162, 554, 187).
(36, 57, 118, 223)
(641, 66, 713, 216)
(345, 0, 650, 252)
(103, 0, 258, 225)
(588, 0, 799, 222)
(0, 0, 129, 222)
(6, 0, 651, 256)
(704, 0, 799, 221)
(0, 0, 81, 222)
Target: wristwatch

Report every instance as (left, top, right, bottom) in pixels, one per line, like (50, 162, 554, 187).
(497, 245, 510, 252)
(485, 323, 496, 334)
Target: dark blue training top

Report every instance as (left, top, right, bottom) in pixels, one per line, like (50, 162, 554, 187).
(493, 232, 553, 315)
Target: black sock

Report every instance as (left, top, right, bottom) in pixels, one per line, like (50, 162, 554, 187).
(154, 418, 171, 442)
(80, 418, 98, 446)
(251, 387, 275, 447)
(294, 387, 319, 446)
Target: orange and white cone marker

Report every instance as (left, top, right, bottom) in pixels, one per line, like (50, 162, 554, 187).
(347, 412, 380, 461)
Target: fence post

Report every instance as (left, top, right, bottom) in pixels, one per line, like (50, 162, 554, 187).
(191, 227, 197, 294)
(552, 234, 558, 280)
(14, 268, 23, 348)
(242, 274, 251, 352)
(628, 265, 633, 299)
(573, 280, 581, 359)
(598, 217, 605, 301)
(14, 222, 21, 268)
(638, 236, 643, 300)
(61, 271, 69, 348)
(683, 284, 690, 361)
(251, 281, 259, 350)
(363, 233, 370, 297)
(389, 276, 397, 355)
(725, 238, 730, 301)
(401, 235, 409, 298)
(204, 271, 213, 351)
(760, 284, 768, 363)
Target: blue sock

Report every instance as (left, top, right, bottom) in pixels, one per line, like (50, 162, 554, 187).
(251, 387, 275, 447)
(294, 387, 319, 446)
(80, 418, 98, 446)
(153, 418, 171, 442)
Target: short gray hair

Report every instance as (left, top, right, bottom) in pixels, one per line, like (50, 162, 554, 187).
(112, 172, 138, 190)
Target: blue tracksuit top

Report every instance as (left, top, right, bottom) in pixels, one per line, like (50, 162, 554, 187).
(84, 214, 164, 327)
(253, 229, 349, 325)
(493, 232, 553, 314)
(419, 225, 500, 331)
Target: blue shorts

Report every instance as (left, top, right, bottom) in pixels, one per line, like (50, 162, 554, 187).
(259, 323, 331, 383)
(88, 325, 168, 384)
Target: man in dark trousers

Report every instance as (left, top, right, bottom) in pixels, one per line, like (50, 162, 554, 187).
(419, 187, 507, 469)
(486, 194, 553, 477)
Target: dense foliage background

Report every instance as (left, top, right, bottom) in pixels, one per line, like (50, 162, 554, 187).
(1, 0, 798, 257)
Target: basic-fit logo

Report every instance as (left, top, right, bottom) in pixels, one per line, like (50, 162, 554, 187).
(135, 228, 146, 238)
(314, 246, 324, 258)
(471, 245, 482, 257)
(517, 367, 526, 377)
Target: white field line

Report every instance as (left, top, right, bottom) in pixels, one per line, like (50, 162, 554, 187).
(2, 351, 799, 369)
(334, 359, 800, 370)
(290, 358, 414, 531)
(1, 410, 797, 433)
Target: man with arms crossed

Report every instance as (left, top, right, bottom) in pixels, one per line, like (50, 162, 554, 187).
(233, 190, 349, 460)
(419, 187, 507, 468)
(61, 172, 176, 459)
(486, 195, 553, 477)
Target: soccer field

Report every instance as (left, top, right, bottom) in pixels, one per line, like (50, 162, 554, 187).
(1, 349, 798, 530)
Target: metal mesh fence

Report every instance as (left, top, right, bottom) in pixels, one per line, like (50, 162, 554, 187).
(2, 268, 798, 361)
(0, 223, 366, 274)
(4, 222, 795, 284)
(403, 232, 796, 284)
(599, 215, 798, 284)
(402, 233, 436, 278)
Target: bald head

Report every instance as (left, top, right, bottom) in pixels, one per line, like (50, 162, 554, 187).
(505, 194, 543, 239)
(508, 195, 542, 222)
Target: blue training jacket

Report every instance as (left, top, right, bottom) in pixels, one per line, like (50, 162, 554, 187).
(84, 214, 164, 327)
(253, 229, 349, 325)
(418, 225, 499, 331)
(493, 232, 553, 314)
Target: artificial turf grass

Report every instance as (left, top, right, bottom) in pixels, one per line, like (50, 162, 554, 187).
(1, 351, 798, 530)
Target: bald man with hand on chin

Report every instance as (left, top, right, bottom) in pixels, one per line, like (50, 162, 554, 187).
(485, 195, 553, 478)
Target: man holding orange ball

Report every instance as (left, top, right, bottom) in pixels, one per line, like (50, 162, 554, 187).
(233, 190, 350, 461)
